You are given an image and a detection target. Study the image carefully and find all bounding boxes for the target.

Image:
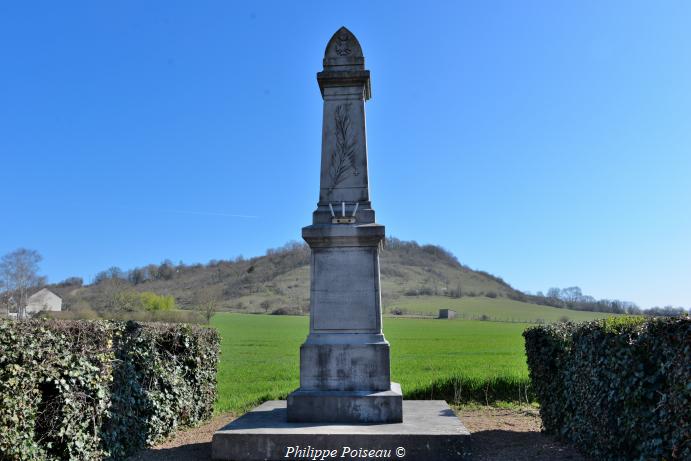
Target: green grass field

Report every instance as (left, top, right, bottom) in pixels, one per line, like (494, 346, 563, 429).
(212, 313, 536, 414)
(387, 295, 618, 323)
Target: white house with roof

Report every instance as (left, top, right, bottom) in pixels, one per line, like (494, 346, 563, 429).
(25, 288, 62, 315)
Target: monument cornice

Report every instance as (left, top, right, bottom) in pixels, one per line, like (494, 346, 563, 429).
(302, 223, 384, 248)
(317, 70, 371, 100)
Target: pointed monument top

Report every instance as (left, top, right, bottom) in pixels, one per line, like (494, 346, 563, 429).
(323, 26, 365, 71)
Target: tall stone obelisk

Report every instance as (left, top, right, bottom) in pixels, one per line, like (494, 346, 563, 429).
(212, 28, 470, 460)
(286, 27, 403, 423)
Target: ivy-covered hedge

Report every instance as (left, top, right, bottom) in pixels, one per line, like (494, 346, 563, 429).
(0, 319, 220, 460)
(524, 316, 690, 460)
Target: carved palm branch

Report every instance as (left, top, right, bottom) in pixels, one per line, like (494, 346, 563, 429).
(328, 104, 357, 193)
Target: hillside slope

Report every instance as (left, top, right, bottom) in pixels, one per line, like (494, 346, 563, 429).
(388, 296, 617, 323)
(58, 239, 520, 315)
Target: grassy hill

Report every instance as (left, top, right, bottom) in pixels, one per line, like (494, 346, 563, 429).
(52, 238, 619, 323)
(387, 296, 616, 323)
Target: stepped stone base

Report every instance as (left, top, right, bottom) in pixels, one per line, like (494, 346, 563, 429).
(211, 400, 470, 461)
(287, 383, 402, 423)
(299, 342, 391, 391)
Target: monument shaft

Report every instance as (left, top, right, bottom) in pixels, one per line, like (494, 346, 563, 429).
(287, 27, 402, 423)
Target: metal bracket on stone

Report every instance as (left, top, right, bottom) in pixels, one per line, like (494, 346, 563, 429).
(330, 201, 358, 224)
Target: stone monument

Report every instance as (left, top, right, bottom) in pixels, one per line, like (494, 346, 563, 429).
(286, 26, 402, 424)
(212, 27, 470, 461)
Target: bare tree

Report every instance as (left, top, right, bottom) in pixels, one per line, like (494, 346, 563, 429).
(0, 248, 43, 319)
(260, 300, 272, 313)
(96, 278, 134, 313)
(546, 287, 561, 300)
(0, 289, 10, 317)
(195, 286, 222, 324)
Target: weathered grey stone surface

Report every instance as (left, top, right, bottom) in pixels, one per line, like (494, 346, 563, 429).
(287, 26, 400, 424)
(287, 383, 402, 423)
(310, 246, 381, 332)
(312, 27, 375, 226)
(212, 400, 471, 461)
(299, 343, 391, 391)
(316, 28, 371, 209)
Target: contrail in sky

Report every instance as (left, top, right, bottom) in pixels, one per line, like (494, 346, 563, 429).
(166, 209, 259, 219)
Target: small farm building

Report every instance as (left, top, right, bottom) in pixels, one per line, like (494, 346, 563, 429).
(25, 288, 62, 314)
(439, 309, 457, 319)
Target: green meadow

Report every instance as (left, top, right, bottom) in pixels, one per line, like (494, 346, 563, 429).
(212, 313, 544, 414)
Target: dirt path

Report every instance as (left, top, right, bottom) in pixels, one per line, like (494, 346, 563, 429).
(127, 407, 585, 461)
(457, 407, 585, 460)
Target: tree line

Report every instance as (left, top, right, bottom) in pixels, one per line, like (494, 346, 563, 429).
(2, 245, 688, 320)
(515, 286, 687, 317)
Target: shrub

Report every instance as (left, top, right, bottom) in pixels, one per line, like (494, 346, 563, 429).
(271, 307, 301, 315)
(0, 318, 220, 460)
(507, 291, 528, 302)
(110, 309, 203, 324)
(417, 286, 435, 296)
(48, 306, 203, 324)
(523, 316, 690, 460)
(0, 320, 113, 460)
(140, 292, 176, 311)
(44, 302, 100, 320)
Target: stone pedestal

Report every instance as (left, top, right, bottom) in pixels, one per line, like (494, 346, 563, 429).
(287, 223, 403, 423)
(289, 231, 403, 422)
(287, 383, 403, 423)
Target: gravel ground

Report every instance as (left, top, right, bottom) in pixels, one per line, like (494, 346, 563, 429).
(126, 407, 586, 461)
(457, 407, 585, 460)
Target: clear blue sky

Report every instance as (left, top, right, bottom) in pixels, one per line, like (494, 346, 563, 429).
(1, 1, 689, 308)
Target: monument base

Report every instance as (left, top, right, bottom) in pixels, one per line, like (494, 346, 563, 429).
(287, 383, 402, 423)
(211, 400, 471, 461)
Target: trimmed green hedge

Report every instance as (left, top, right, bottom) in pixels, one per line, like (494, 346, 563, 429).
(0, 319, 220, 460)
(524, 316, 690, 460)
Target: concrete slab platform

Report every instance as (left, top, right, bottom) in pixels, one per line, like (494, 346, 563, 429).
(212, 400, 470, 461)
